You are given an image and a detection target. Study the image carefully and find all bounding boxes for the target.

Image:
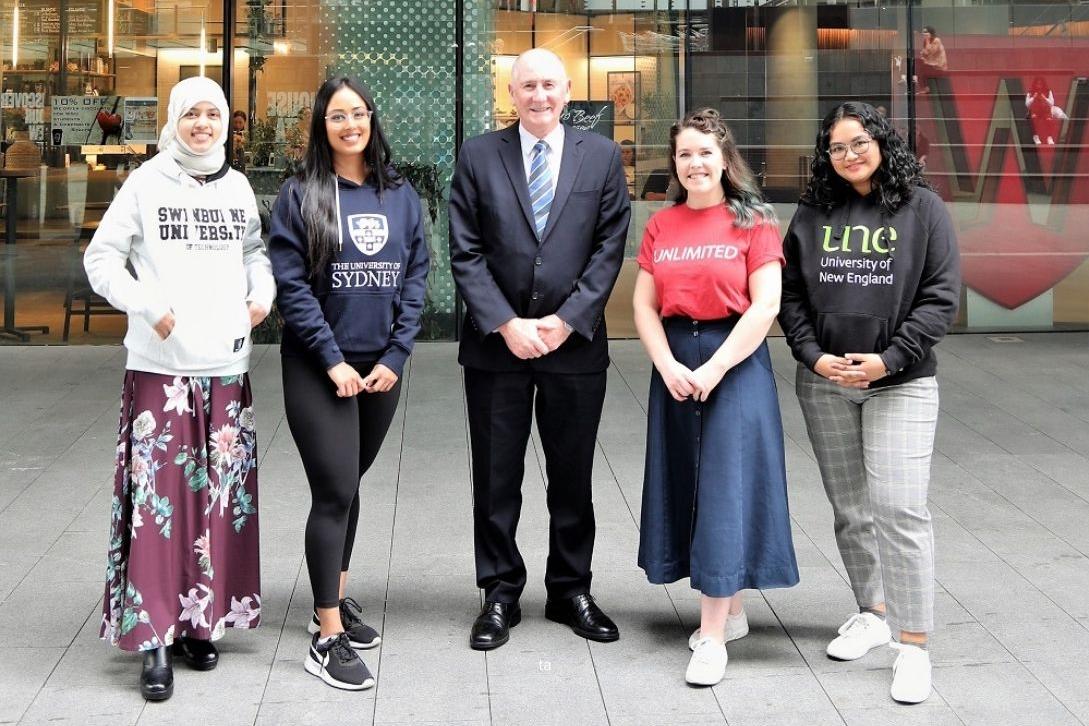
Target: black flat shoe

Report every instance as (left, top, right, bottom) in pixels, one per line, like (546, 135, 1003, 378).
(140, 646, 174, 701)
(172, 637, 219, 671)
(469, 601, 521, 651)
(545, 593, 619, 642)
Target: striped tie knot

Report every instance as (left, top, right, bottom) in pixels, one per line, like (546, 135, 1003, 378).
(528, 140, 554, 239)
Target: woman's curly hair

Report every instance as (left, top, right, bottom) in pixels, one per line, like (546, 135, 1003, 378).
(800, 101, 930, 214)
(668, 108, 777, 228)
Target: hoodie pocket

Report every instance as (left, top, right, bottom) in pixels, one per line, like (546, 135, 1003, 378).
(816, 312, 889, 356)
(155, 301, 250, 371)
(322, 291, 396, 355)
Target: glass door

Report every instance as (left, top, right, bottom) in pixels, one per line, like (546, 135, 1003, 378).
(1, 0, 225, 344)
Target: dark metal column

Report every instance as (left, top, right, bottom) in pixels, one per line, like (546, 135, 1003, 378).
(454, 0, 464, 340)
(906, 0, 917, 154)
(223, 0, 238, 165)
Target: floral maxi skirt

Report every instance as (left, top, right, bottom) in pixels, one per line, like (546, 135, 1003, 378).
(101, 371, 262, 652)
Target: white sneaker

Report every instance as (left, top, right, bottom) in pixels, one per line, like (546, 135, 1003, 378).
(688, 610, 749, 650)
(685, 637, 728, 686)
(826, 612, 891, 660)
(889, 643, 931, 704)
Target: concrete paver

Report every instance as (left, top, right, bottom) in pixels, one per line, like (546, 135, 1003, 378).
(1, 334, 1087, 725)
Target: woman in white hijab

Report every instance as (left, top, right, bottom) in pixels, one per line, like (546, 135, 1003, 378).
(85, 76, 275, 701)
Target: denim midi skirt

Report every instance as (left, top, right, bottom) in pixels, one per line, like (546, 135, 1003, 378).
(638, 317, 800, 597)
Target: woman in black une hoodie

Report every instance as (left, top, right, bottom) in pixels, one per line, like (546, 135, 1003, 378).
(779, 102, 959, 706)
(269, 77, 429, 692)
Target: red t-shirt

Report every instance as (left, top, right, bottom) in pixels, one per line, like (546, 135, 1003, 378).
(636, 203, 783, 320)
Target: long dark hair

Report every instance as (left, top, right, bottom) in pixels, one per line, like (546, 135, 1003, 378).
(801, 101, 930, 214)
(668, 108, 776, 228)
(299, 76, 401, 278)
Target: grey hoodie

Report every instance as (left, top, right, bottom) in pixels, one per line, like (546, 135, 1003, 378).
(84, 152, 275, 376)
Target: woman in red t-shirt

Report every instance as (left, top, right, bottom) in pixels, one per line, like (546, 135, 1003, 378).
(633, 108, 799, 687)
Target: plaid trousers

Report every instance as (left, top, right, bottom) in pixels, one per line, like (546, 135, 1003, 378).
(795, 365, 939, 635)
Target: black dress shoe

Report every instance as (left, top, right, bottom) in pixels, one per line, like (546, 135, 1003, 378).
(469, 601, 521, 651)
(545, 593, 619, 642)
(140, 646, 174, 701)
(172, 636, 219, 671)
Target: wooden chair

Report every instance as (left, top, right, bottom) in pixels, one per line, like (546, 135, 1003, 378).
(63, 220, 125, 341)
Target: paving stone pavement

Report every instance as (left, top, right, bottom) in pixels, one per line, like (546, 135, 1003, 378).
(1, 333, 1087, 726)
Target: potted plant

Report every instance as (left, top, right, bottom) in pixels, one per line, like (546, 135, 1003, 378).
(249, 117, 277, 168)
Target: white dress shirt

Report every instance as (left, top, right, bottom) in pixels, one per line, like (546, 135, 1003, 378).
(518, 122, 564, 197)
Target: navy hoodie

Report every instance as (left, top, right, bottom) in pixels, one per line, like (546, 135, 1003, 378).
(778, 186, 961, 388)
(269, 174, 430, 376)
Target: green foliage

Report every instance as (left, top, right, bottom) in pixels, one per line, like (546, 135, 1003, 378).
(249, 118, 278, 166)
(393, 162, 443, 223)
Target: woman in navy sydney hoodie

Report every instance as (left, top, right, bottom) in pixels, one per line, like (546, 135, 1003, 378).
(269, 76, 429, 692)
(779, 101, 960, 706)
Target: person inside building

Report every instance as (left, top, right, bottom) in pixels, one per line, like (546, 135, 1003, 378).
(230, 110, 247, 172)
(916, 26, 947, 94)
(268, 76, 429, 691)
(1025, 76, 1068, 145)
(633, 108, 799, 687)
(779, 101, 960, 704)
(640, 166, 673, 201)
(85, 76, 275, 702)
(620, 139, 636, 198)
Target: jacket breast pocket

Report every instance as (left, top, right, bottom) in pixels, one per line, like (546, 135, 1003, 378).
(566, 189, 600, 210)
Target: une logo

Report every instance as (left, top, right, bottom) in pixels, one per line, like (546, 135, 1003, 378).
(821, 225, 897, 254)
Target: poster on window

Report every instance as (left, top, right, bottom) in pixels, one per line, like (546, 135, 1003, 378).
(124, 97, 159, 143)
(1, 91, 47, 142)
(51, 96, 125, 146)
(607, 72, 640, 124)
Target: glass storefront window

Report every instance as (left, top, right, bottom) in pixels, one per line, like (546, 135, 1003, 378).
(1, 0, 225, 343)
(466, 3, 685, 337)
(687, 0, 1089, 333)
(1, 0, 1085, 347)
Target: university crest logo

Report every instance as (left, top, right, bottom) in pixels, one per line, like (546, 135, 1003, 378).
(347, 214, 389, 256)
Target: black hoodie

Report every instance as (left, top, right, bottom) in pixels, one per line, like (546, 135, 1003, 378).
(778, 186, 961, 388)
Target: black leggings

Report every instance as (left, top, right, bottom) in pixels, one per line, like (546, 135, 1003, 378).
(282, 355, 401, 609)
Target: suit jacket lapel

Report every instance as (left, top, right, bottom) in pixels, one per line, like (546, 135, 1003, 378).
(497, 124, 537, 237)
(539, 126, 585, 246)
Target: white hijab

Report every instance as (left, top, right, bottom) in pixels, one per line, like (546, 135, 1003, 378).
(157, 76, 231, 176)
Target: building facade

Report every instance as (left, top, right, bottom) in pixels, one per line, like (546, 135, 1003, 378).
(2, 0, 1086, 344)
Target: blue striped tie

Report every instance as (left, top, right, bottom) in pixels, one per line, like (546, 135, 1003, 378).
(528, 140, 553, 239)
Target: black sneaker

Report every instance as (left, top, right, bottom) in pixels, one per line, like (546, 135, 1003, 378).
(304, 632, 375, 691)
(307, 597, 381, 650)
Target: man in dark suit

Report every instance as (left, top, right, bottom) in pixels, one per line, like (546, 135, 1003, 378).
(449, 48, 631, 650)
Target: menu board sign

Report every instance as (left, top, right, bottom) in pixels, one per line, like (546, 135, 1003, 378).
(22, 0, 98, 35)
(562, 101, 615, 139)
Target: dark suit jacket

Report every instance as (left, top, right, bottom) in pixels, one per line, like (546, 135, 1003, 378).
(449, 123, 631, 373)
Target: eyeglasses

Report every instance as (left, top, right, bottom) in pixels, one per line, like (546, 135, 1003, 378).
(828, 136, 872, 161)
(325, 109, 372, 126)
